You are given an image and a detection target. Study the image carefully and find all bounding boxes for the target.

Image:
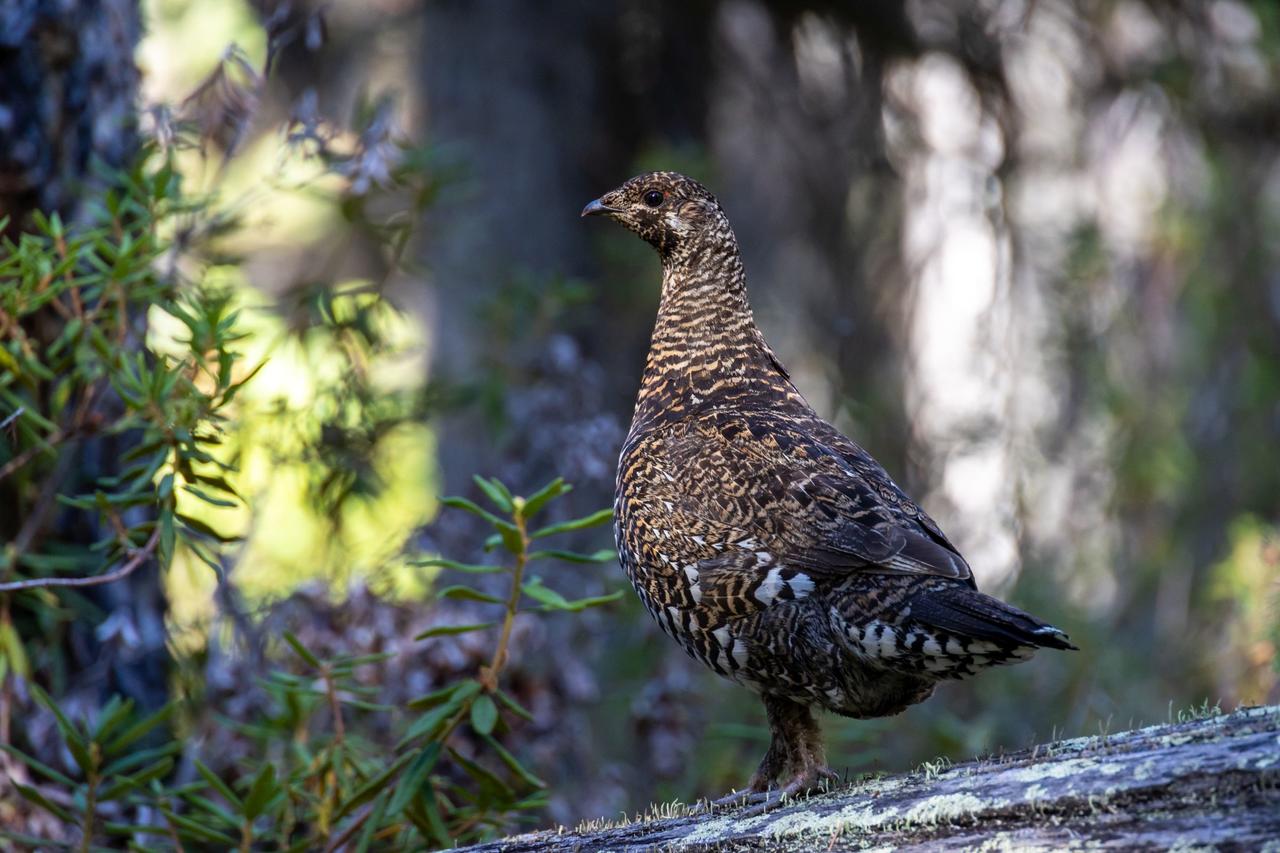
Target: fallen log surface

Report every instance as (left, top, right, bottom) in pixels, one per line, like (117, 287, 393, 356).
(461, 705, 1280, 851)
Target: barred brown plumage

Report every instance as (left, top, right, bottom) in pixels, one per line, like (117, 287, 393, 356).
(583, 171, 1076, 811)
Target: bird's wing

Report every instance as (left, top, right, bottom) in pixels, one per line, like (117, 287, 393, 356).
(669, 411, 973, 585)
(806, 418, 968, 561)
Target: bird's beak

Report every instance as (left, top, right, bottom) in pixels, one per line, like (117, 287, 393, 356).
(581, 197, 620, 218)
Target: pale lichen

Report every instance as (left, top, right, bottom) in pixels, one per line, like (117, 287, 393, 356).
(901, 791, 994, 825)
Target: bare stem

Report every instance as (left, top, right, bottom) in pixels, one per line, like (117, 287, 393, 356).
(481, 514, 529, 692)
(0, 427, 67, 483)
(323, 802, 374, 853)
(79, 753, 100, 853)
(324, 666, 346, 744)
(0, 526, 161, 593)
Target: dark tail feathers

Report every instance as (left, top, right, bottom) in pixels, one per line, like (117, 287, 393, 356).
(911, 586, 1078, 651)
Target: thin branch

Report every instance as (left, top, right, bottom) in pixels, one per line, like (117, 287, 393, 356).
(0, 407, 23, 431)
(324, 802, 375, 853)
(0, 427, 67, 483)
(9, 446, 75, 560)
(0, 527, 161, 593)
(479, 512, 529, 693)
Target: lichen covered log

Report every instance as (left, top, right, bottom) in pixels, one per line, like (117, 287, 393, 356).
(462, 705, 1280, 851)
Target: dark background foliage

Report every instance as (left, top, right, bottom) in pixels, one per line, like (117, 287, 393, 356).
(1, 0, 1277, 844)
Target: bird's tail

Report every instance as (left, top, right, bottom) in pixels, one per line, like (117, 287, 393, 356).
(833, 578, 1076, 680)
(910, 585, 1077, 652)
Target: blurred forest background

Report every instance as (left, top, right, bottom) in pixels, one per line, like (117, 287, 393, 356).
(2, 0, 1278, 842)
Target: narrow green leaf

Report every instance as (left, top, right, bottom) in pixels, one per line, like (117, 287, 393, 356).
(194, 759, 242, 808)
(399, 702, 460, 747)
(14, 783, 74, 823)
(436, 585, 504, 605)
(119, 437, 164, 464)
(334, 749, 417, 820)
(341, 698, 396, 713)
(13, 552, 85, 574)
(176, 512, 240, 542)
(496, 521, 524, 554)
(470, 695, 498, 735)
(520, 579, 571, 610)
(387, 743, 440, 816)
(494, 689, 535, 723)
(558, 590, 626, 612)
(482, 734, 547, 789)
(182, 483, 238, 508)
(28, 684, 92, 771)
(449, 747, 514, 801)
(192, 472, 242, 499)
(0, 621, 30, 679)
(513, 791, 551, 810)
(472, 475, 513, 513)
(242, 763, 278, 819)
(531, 508, 613, 539)
(406, 781, 450, 846)
(354, 790, 390, 853)
(407, 679, 478, 711)
(0, 829, 74, 849)
(332, 651, 396, 667)
(489, 477, 516, 506)
(178, 791, 240, 828)
(414, 622, 494, 641)
(522, 581, 624, 612)
(282, 631, 322, 668)
(411, 557, 505, 574)
(0, 744, 75, 787)
(401, 681, 481, 745)
(100, 756, 174, 800)
(92, 696, 131, 742)
(527, 548, 617, 565)
(103, 702, 173, 755)
(517, 477, 569, 520)
(102, 741, 181, 777)
(439, 496, 506, 528)
(159, 509, 175, 568)
(186, 539, 224, 576)
(103, 821, 171, 837)
(161, 808, 239, 845)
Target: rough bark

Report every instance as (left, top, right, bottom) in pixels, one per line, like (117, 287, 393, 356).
(0, 0, 170, 715)
(0, 0, 140, 230)
(459, 705, 1280, 851)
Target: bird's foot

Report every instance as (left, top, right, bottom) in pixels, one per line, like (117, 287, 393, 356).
(707, 787, 770, 809)
(710, 764, 840, 817)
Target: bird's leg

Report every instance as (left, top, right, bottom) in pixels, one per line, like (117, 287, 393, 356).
(710, 722, 790, 806)
(711, 694, 835, 811)
(790, 704, 840, 790)
(731, 696, 840, 816)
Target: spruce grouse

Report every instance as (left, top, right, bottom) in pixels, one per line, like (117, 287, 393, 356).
(583, 171, 1075, 809)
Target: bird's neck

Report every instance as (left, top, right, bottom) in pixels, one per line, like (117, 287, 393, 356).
(631, 239, 806, 431)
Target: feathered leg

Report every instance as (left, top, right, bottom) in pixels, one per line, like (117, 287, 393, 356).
(712, 694, 838, 813)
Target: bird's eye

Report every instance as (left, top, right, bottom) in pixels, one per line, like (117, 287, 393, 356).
(643, 190, 664, 208)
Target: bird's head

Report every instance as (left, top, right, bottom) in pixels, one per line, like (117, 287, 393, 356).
(581, 171, 730, 262)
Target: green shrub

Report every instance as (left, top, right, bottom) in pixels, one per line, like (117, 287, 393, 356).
(2, 477, 616, 850)
(0, 54, 620, 848)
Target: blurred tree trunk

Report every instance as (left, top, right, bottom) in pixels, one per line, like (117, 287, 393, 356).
(0, 0, 169, 714)
(421, 0, 716, 498)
